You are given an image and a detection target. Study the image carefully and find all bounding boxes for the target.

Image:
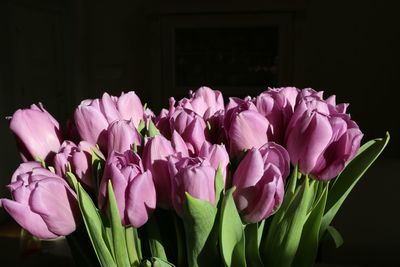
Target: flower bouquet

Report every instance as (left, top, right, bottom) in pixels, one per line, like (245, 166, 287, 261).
(1, 87, 389, 267)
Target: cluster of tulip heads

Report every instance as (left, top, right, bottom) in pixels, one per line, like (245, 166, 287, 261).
(0, 86, 372, 267)
(0, 86, 363, 240)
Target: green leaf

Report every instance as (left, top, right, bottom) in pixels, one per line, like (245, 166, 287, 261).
(263, 176, 315, 267)
(214, 166, 225, 205)
(152, 257, 176, 267)
(147, 120, 160, 137)
(91, 149, 104, 195)
(293, 182, 328, 267)
(320, 132, 390, 238)
(76, 183, 116, 267)
(183, 192, 218, 267)
(107, 181, 130, 267)
(138, 120, 146, 133)
(66, 171, 79, 191)
(244, 223, 263, 267)
(260, 167, 299, 262)
(326, 225, 344, 248)
(219, 187, 246, 267)
(125, 226, 142, 266)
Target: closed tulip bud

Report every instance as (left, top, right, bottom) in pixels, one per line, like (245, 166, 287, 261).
(117, 91, 144, 128)
(232, 145, 287, 223)
(178, 87, 224, 119)
(224, 98, 272, 156)
(107, 120, 141, 154)
(285, 92, 363, 180)
(74, 98, 110, 150)
(53, 141, 103, 189)
(99, 150, 156, 227)
(168, 156, 216, 216)
(0, 164, 79, 239)
(142, 135, 175, 208)
(199, 142, 229, 181)
(255, 87, 299, 143)
(9, 103, 63, 162)
(169, 108, 208, 155)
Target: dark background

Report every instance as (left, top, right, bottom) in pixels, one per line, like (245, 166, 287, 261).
(0, 0, 399, 266)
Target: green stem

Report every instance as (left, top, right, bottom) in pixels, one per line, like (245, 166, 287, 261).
(172, 213, 185, 266)
(125, 226, 141, 266)
(146, 214, 168, 261)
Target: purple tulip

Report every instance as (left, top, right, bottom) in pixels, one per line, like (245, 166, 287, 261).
(142, 135, 176, 208)
(107, 120, 142, 154)
(177, 87, 224, 119)
(53, 141, 104, 189)
(99, 150, 156, 227)
(285, 91, 363, 180)
(9, 103, 63, 162)
(199, 142, 229, 181)
(232, 144, 287, 223)
(255, 87, 299, 143)
(74, 92, 144, 150)
(168, 156, 216, 216)
(0, 163, 79, 239)
(117, 91, 145, 128)
(224, 98, 272, 156)
(169, 107, 208, 155)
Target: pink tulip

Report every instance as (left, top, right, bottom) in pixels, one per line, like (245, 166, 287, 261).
(224, 98, 271, 156)
(74, 92, 144, 151)
(199, 142, 229, 181)
(99, 150, 155, 227)
(255, 87, 299, 143)
(107, 120, 142, 154)
(232, 144, 288, 223)
(285, 91, 363, 180)
(142, 135, 176, 208)
(53, 141, 104, 189)
(0, 163, 79, 239)
(177, 87, 224, 119)
(169, 107, 208, 155)
(9, 103, 63, 162)
(168, 156, 216, 216)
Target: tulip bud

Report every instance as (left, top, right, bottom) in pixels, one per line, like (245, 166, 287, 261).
(9, 103, 63, 162)
(199, 142, 229, 181)
(117, 91, 144, 128)
(99, 150, 156, 227)
(177, 87, 224, 119)
(255, 87, 299, 143)
(285, 91, 363, 180)
(224, 98, 272, 156)
(142, 135, 175, 208)
(168, 156, 216, 216)
(232, 145, 287, 223)
(169, 108, 208, 155)
(0, 163, 79, 239)
(107, 120, 141, 154)
(53, 141, 103, 189)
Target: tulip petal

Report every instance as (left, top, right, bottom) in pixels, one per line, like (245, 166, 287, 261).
(1, 199, 57, 239)
(233, 148, 264, 188)
(228, 110, 270, 155)
(29, 179, 78, 236)
(117, 91, 144, 128)
(74, 105, 109, 148)
(126, 171, 156, 228)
